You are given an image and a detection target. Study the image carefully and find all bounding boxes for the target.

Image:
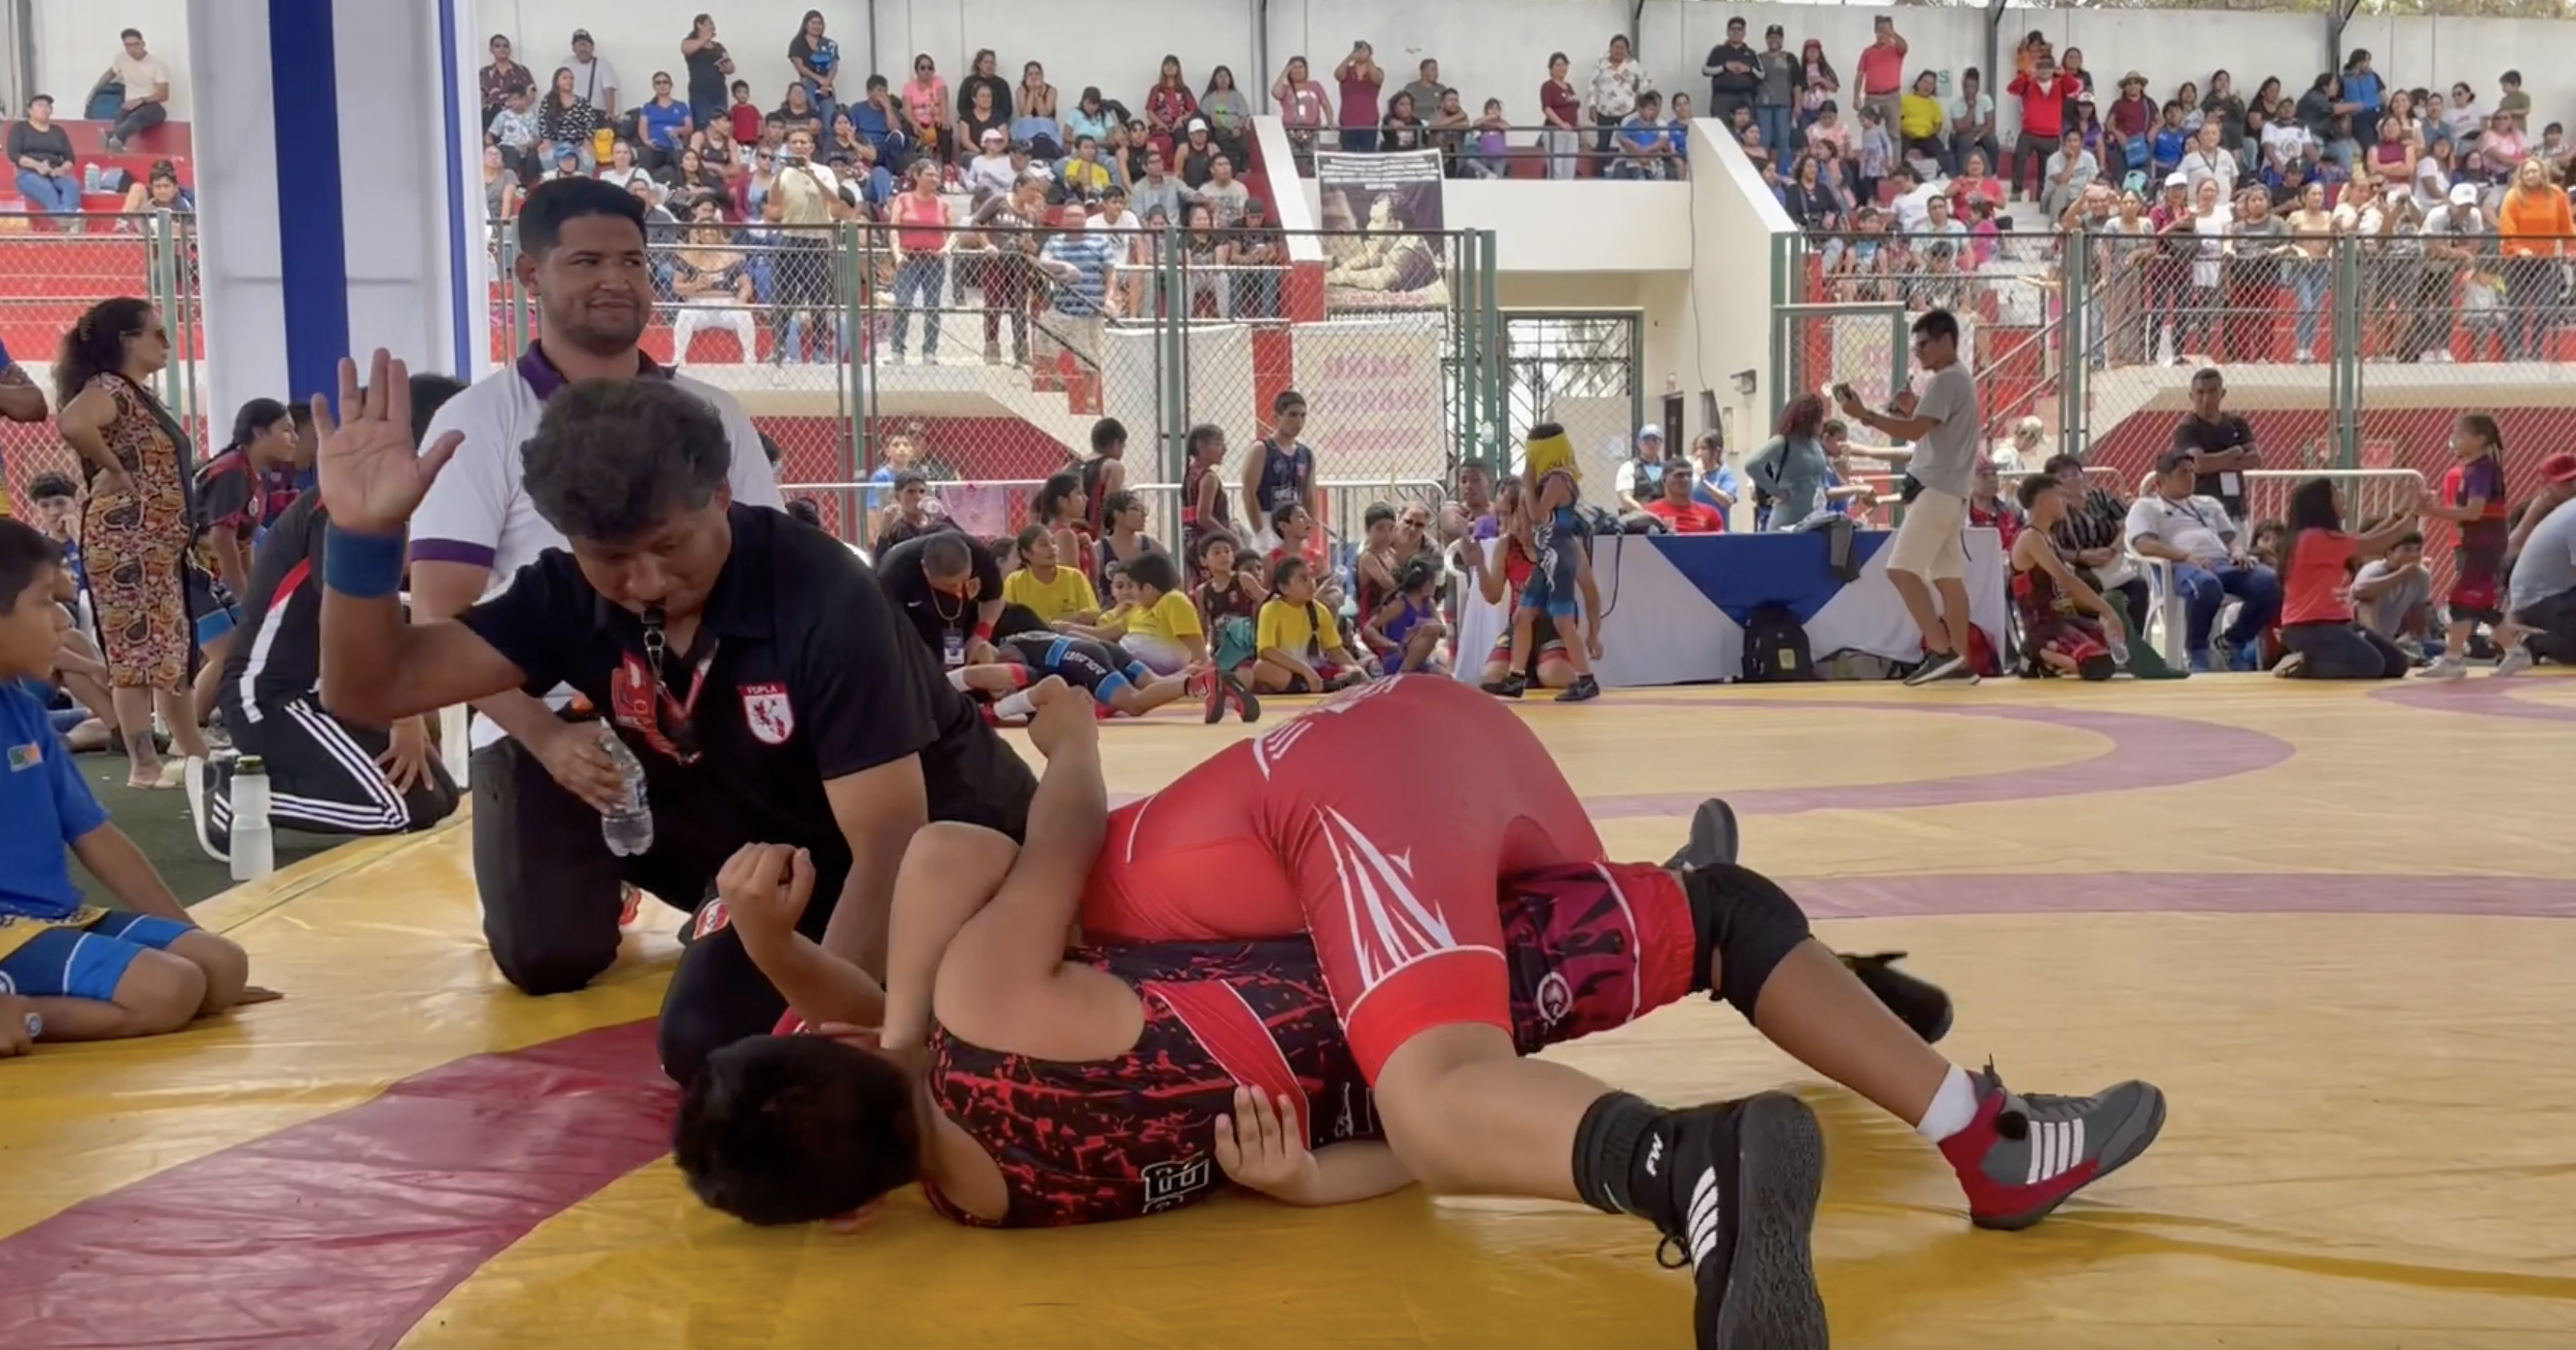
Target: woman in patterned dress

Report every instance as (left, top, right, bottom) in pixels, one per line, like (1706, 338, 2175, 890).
(54, 297, 209, 788)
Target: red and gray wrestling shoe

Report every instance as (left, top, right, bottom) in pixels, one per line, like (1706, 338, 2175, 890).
(1939, 1063, 2167, 1230)
(1200, 667, 1259, 724)
(1652, 1093, 1831, 1350)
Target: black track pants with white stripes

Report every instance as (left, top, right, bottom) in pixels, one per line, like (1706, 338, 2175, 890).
(221, 694, 464, 837)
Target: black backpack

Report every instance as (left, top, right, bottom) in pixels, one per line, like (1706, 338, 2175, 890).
(1740, 604, 1816, 683)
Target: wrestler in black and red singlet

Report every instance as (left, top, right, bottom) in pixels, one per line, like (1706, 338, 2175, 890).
(924, 859, 1699, 1228)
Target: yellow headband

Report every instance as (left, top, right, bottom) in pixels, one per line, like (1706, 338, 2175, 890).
(1524, 430, 1578, 484)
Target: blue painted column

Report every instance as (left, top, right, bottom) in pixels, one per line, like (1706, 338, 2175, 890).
(185, 0, 487, 422)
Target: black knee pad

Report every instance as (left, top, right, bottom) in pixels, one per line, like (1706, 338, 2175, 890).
(1680, 863, 1812, 1021)
(2078, 652, 2116, 682)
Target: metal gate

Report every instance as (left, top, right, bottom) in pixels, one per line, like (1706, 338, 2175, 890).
(1499, 310, 1641, 472)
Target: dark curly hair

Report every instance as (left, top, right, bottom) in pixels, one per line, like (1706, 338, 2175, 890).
(673, 1036, 922, 1227)
(523, 380, 733, 541)
(54, 297, 158, 407)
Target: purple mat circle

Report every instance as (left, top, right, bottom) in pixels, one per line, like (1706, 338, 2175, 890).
(1107, 696, 2294, 819)
(2370, 679, 2576, 724)
(1566, 697, 2292, 818)
(1791, 871, 2576, 920)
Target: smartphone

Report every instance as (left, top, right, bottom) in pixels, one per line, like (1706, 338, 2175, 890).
(1831, 382, 1858, 403)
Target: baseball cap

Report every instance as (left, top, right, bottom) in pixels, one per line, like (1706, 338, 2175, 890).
(2450, 182, 2480, 206)
(1637, 425, 1665, 444)
(2541, 450, 2576, 483)
(2154, 446, 2197, 473)
(572, 27, 592, 41)
(2162, 172, 2187, 189)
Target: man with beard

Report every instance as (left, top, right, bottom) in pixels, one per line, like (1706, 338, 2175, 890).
(407, 179, 785, 999)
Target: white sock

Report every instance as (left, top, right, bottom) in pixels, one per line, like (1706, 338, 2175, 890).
(1915, 1065, 1979, 1143)
(992, 689, 1037, 721)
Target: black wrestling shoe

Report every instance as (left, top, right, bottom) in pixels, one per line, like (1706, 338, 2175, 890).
(1839, 951, 1953, 1045)
(1652, 1093, 1830, 1350)
(1202, 670, 1228, 723)
(1554, 673, 1601, 702)
(1662, 798, 1741, 872)
(1483, 672, 1526, 699)
(185, 754, 231, 864)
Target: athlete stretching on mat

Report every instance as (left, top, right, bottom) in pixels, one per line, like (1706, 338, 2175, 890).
(678, 677, 2166, 1349)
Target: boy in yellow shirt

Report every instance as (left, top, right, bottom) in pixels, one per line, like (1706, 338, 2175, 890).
(1110, 554, 1206, 673)
(1251, 555, 1362, 693)
(1000, 523, 1100, 625)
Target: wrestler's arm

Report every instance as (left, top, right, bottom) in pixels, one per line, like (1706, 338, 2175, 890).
(932, 681, 1140, 1062)
(719, 845, 888, 1028)
(881, 824, 1023, 1052)
(1289, 1144, 1415, 1204)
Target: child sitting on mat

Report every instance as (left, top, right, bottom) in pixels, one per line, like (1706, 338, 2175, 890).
(0, 519, 267, 1047)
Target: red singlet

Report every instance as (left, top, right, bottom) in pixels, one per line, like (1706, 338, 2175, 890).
(926, 860, 1697, 1228)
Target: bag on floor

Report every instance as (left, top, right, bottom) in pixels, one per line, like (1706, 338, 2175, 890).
(1741, 604, 1816, 683)
(1821, 649, 1896, 681)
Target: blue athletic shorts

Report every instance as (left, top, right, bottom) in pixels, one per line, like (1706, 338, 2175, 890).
(0, 912, 194, 1001)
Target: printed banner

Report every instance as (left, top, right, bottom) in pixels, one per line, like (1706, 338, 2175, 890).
(1291, 316, 1448, 486)
(1312, 149, 1450, 311)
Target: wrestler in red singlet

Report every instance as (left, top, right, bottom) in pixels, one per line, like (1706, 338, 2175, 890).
(926, 861, 1698, 1228)
(1076, 675, 1684, 1082)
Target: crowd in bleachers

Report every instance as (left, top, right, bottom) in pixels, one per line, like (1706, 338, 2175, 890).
(3, 27, 189, 228)
(1742, 26, 2576, 365)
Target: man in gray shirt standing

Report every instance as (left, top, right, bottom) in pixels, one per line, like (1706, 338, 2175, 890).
(1837, 307, 1982, 684)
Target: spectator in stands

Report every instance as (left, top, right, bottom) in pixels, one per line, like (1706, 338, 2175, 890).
(1380, 92, 1429, 154)
(1143, 55, 1198, 156)
(481, 34, 534, 124)
(53, 297, 209, 787)
(489, 85, 543, 181)
(1587, 35, 1652, 155)
(2007, 54, 2068, 201)
(1946, 69, 1997, 178)
(635, 72, 696, 168)
(677, 14, 732, 125)
(2044, 454, 2149, 637)
(96, 29, 173, 153)
(1614, 426, 1669, 510)
(562, 28, 619, 120)
(2126, 447, 2281, 671)
(7, 94, 79, 221)
(1536, 52, 1583, 180)
(668, 215, 759, 365)
(903, 55, 953, 165)
(1704, 17, 1758, 127)
(1037, 210, 1122, 375)
(1898, 70, 1946, 173)
(2494, 155, 2570, 361)
(1331, 42, 1384, 153)
(540, 67, 603, 172)
(2272, 476, 2420, 680)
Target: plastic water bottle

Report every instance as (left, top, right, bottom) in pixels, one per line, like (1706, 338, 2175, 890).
(2108, 633, 2132, 668)
(597, 728, 655, 857)
(228, 756, 275, 882)
(21, 1012, 40, 1042)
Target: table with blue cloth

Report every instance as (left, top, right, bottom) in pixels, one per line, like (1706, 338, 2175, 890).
(1453, 528, 2008, 687)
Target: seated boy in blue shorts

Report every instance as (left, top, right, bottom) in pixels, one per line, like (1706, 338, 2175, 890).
(0, 519, 259, 1046)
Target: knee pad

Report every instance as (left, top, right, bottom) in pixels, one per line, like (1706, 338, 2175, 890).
(1680, 863, 1812, 1022)
(2078, 652, 2116, 682)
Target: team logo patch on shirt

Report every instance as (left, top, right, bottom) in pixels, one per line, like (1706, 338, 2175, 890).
(739, 683, 794, 745)
(7, 741, 40, 771)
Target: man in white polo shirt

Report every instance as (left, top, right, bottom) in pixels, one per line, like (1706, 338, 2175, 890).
(409, 178, 780, 996)
(1837, 307, 1982, 685)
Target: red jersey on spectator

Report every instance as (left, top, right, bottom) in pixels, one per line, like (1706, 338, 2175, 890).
(1644, 499, 1726, 533)
(2008, 72, 2066, 140)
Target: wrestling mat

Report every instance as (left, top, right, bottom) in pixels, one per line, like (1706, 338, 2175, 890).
(4, 676, 2573, 1350)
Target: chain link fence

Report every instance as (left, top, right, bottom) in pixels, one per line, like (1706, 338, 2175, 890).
(1775, 220, 2576, 518)
(0, 213, 204, 510)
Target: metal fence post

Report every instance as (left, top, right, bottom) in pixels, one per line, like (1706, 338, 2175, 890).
(2328, 235, 2362, 470)
(2058, 232, 2090, 461)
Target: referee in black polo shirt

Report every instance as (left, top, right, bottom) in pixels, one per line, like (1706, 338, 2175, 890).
(872, 529, 1005, 666)
(309, 352, 1035, 1084)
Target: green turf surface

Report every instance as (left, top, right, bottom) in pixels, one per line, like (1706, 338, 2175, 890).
(71, 751, 335, 908)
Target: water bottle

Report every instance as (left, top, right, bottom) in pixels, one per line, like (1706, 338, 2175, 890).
(597, 727, 655, 857)
(228, 756, 276, 882)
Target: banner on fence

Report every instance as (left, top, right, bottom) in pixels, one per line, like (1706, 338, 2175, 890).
(1292, 316, 1447, 482)
(1312, 149, 1449, 311)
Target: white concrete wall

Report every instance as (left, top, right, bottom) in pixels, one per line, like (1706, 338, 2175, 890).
(40, 3, 2576, 145)
(31, 0, 193, 119)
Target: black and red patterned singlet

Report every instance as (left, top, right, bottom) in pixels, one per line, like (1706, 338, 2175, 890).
(925, 861, 1688, 1228)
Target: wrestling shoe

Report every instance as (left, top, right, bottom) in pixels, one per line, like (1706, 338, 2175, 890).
(1482, 672, 1527, 699)
(1938, 1063, 2167, 1231)
(1651, 1093, 1830, 1350)
(1226, 671, 1261, 723)
(185, 755, 231, 864)
(1838, 951, 1952, 1044)
(1554, 673, 1601, 702)
(1662, 797, 1741, 872)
